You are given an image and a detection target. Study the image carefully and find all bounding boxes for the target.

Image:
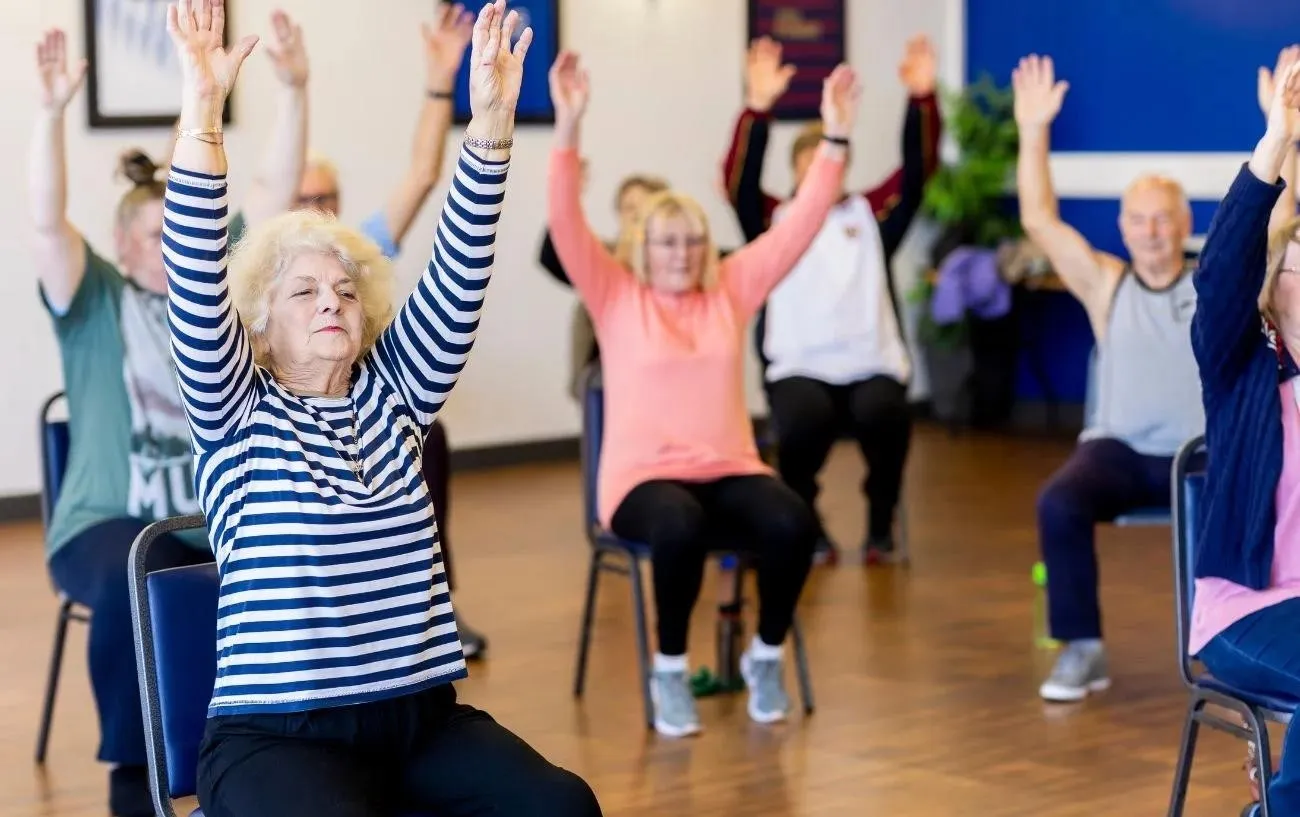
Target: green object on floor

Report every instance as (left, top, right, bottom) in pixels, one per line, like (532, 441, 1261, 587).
(1032, 561, 1047, 587)
(690, 666, 744, 697)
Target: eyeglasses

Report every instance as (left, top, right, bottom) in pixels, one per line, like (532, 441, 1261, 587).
(297, 192, 339, 210)
(646, 235, 707, 250)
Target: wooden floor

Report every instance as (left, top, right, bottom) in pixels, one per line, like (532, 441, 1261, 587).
(0, 424, 1267, 816)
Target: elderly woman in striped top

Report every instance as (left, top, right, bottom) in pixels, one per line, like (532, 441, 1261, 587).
(161, 2, 601, 816)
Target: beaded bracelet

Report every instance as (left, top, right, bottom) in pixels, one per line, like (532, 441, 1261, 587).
(465, 134, 514, 151)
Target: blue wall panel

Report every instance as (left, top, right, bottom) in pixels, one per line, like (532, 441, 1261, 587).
(966, 0, 1300, 153)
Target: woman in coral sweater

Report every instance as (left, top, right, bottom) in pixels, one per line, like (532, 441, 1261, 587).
(546, 51, 858, 738)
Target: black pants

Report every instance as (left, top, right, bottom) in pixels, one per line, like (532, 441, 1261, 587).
(1036, 438, 1172, 641)
(766, 375, 911, 540)
(197, 684, 601, 817)
(47, 517, 213, 765)
(609, 474, 816, 656)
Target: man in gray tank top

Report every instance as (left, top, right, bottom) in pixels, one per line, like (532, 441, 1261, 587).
(1013, 55, 1206, 703)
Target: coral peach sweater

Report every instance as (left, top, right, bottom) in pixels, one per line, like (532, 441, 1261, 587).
(547, 145, 846, 526)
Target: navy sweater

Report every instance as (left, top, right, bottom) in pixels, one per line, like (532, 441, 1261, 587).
(1191, 163, 1295, 589)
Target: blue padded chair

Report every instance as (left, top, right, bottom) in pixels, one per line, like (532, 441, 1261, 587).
(1167, 435, 1297, 817)
(34, 390, 91, 763)
(129, 515, 439, 817)
(571, 364, 814, 727)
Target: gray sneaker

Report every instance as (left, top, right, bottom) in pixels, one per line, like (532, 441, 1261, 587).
(650, 669, 701, 737)
(1039, 641, 1110, 702)
(740, 650, 790, 723)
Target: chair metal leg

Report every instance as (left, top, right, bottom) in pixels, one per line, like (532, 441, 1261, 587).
(790, 615, 814, 715)
(35, 599, 74, 764)
(1165, 697, 1204, 817)
(628, 555, 654, 729)
(572, 550, 603, 698)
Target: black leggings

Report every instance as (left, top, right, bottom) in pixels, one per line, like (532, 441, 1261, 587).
(609, 474, 817, 656)
(47, 517, 213, 765)
(766, 375, 911, 539)
(197, 684, 601, 817)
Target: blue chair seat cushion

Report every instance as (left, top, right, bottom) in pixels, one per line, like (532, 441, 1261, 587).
(1114, 506, 1171, 526)
(1197, 675, 1299, 718)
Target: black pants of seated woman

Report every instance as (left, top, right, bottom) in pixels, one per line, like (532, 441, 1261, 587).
(609, 474, 817, 656)
(765, 375, 911, 547)
(197, 683, 602, 817)
(47, 516, 214, 817)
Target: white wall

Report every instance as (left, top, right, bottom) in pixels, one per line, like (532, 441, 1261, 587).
(2, 0, 952, 497)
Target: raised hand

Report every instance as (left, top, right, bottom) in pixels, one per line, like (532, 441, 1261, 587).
(1012, 54, 1068, 129)
(36, 29, 87, 112)
(548, 51, 590, 123)
(467, 0, 531, 128)
(264, 9, 308, 88)
(166, 0, 258, 111)
(820, 64, 861, 139)
(424, 3, 475, 88)
(1266, 58, 1300, 141)
(745, 36, 795, 112)
(1260, 45, 1300, 140)
(898, 35, 937, 96)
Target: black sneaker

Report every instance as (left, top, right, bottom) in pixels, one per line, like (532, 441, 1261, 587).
(812, 534, 840, 566)
(863, 535, 901, 565)
(109, 765, 153, 817)
(460, 621, 488, 661)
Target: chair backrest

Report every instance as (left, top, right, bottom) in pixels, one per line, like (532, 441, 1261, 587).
(127, 514, 216, 810)
(39, 392, 69, 530)
(1170, 434, 1209, 688)
(578, 363, 604, 535)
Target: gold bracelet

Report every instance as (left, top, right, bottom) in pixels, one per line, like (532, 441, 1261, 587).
(464, 134, 513, 151)
(178, 127, 224, 143)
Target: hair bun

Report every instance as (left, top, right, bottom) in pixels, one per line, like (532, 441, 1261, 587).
(118, 149, 160, 187)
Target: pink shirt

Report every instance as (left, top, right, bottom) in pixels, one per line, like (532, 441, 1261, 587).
(546, 145, 846, 527)
(1189, 380, 1300, 654)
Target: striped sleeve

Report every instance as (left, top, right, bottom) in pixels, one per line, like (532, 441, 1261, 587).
(369, 144, 508, 428)
(163, 166, 258, 449)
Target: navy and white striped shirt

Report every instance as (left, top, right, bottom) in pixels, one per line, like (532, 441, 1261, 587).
(162, 145, 507, 716)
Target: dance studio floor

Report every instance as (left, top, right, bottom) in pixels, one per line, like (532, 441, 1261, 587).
(0, 424, 1259, 815)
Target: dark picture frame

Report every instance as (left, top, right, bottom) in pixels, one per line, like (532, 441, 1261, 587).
(747, 0, 847, 121)
(452, 0, 560, 125)
(83, 0, 234, 129)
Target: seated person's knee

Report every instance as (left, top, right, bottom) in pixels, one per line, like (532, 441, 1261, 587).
(538, 767, 602, 817)
(1036, 478, 1085, 528)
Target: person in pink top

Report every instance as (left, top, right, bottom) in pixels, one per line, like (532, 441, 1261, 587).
(546, 51, 858, 737)
(1186, 53, 1300, 815)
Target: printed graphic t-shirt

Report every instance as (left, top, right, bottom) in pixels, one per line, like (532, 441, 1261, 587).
(42, 237, 213, 559)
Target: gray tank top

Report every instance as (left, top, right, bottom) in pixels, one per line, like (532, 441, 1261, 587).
(1080, 267, 1205, 456)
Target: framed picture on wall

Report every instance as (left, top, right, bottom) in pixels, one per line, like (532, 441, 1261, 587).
(452, 0, 559, 124)
(83, 0, 234, 128)
(747, 0, 847, 121)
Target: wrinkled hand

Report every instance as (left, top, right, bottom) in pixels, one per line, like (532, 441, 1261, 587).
(424, 3, 474, 87)
(36, 29, 87, 112)
(467, 0, 531, 122)
(745, 36, 795, 112)
(1260, 45, 1300, 140)
(898, 35, 936, 96)
(264, 9, 308, 88)
(166, 0, 258, 103)
(1012, 54, 1068, 129)
(820, 64, 861, 139)
(548, 51, 590, 123)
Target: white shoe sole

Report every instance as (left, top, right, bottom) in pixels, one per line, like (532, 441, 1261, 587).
(1039, 676, 1111, 702)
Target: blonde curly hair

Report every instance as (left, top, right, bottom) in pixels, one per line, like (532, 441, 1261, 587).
(227, 209, 395, 368)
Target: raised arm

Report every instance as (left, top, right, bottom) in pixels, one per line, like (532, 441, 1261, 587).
(721, 37, 791, 240)
(239, 10, 309, 228)
(720, 65, 856, 317)
(868, 36, 942, 259)
(544, 52, 633, 318)
(28, 29, 88, 315)
(368, 1, 528, 429)
(1013, 55, 1122, 319)
(163, 0, 260, 448)
(1193, 56, 1300, 394)
(1263, 47, 1300, 236)
(373, 4, 474, 253)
